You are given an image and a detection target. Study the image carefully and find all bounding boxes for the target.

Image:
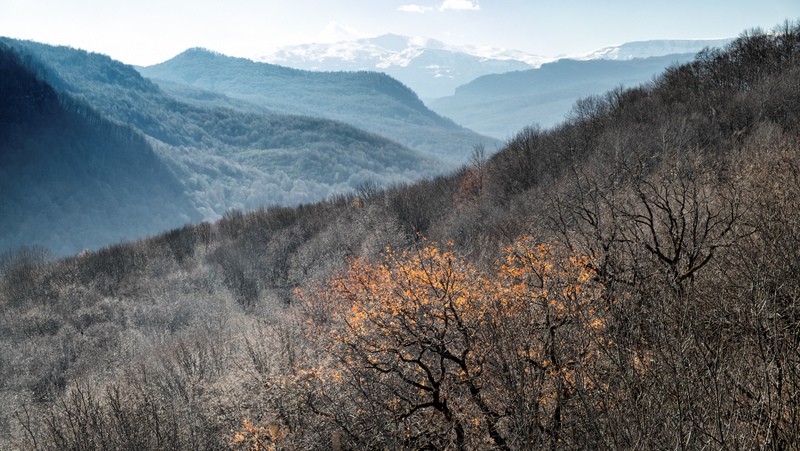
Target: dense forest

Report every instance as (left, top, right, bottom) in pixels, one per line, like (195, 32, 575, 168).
(0, 43, 200, 255)
(0, 39, 447, 255)
(138, 48, 498, 163)
(1, 22, 799, 450)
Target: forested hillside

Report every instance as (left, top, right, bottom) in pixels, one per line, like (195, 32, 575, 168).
(430, 53, 698, 138)
(139, 48, 498, 163)
(0, 43, 200, 255)
(0, 39, 445, 253)
(1, 22, 799, 450)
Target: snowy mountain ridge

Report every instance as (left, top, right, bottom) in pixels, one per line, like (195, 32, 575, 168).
(577, 38, 734, 60)
(257, 33, 549, 69)
(255, 34, 546, 99)
(255, 34, 734, 99)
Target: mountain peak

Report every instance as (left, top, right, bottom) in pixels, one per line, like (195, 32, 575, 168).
(185, 47, 216, 54)
(178, 47, 228, 59)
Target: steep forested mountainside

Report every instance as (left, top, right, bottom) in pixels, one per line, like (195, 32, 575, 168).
(1, 38, 442, 225)
(139, 48, 498, 163)
(430, 53, 697, 138)
(0, 44, 200, 255)
(2, 23, 800, 450)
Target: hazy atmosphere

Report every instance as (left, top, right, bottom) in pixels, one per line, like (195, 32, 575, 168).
(2, 1, 800, 449)
(2, 0, 796, 65)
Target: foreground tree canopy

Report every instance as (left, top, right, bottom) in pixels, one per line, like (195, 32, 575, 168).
(288, 238, 607, 449)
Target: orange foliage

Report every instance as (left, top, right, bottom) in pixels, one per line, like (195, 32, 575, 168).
(295, 236, 609, 446)
(494, 238, 610, 424)
(327, 240, 495, 364)
(230, 419, 280, 451)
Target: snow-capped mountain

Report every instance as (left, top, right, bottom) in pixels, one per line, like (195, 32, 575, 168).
(254, 34, 731, 100)
(256, 34, 549, 100)
(256, 34, 734, 103)
(578, 39, 734, 60)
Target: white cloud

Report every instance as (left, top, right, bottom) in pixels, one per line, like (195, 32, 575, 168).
(398, 4, 434, 13)
(439, 0, 480, 11)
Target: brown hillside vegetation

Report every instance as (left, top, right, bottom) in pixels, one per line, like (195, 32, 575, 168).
(1, 21, 800, 450)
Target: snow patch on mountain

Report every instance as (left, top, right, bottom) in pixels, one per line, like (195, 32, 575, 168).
(255, 34, 735, 100)
(577, 39, 734, 60)
(255, 34, 545, 99)
(257, 34, 549, 70)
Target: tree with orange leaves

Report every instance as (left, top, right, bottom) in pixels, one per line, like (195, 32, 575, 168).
(490, 237, 610, 448)
(292, 237, 608, 449)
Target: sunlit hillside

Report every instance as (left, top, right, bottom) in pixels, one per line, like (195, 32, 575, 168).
(1, 22, 799, 450)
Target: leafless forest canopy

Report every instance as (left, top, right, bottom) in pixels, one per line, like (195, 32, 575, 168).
(1, 22, 800, 450)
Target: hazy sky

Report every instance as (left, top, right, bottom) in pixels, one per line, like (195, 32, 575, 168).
(1, 0, 797, 66)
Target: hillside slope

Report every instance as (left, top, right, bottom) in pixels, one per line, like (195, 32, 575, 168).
(0, 43, 200, 255)
(140, 48, 498, 163)
(1, 38, 441, 222)
(2, 23, 799, 450)
(430, 53, 698, 138)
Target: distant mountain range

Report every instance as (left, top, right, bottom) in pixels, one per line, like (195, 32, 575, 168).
(139, 48, 497, 163)
(257, 34, 545, 100)
(428, 54, 701, 138)
(0, 38, 456, 255)
(577, 38, 734, 60)
(257, 35, 734, 101)
(0, 34, 735, 255)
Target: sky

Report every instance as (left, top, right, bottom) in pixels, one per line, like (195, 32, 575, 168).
(1, 0, 797, 66)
